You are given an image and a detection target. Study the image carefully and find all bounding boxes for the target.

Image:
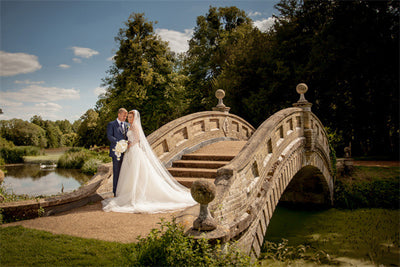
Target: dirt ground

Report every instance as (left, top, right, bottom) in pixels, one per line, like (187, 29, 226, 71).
(2, 201, 178, 243)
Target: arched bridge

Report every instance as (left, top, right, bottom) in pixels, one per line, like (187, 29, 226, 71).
(147, 84, 334, 258)
(0, 84, 333, 245)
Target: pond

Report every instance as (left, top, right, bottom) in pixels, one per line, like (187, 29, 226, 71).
(2, 164, 92, 196)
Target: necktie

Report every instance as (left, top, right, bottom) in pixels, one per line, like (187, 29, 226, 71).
(120, 122, 124, 131)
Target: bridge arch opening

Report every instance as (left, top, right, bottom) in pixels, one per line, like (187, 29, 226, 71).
(279, 165, 332, 208)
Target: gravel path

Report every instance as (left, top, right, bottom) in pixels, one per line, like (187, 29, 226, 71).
(2, 201, 178, 243)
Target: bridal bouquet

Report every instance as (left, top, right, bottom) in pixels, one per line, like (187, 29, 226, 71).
(113, 140, 128, 161)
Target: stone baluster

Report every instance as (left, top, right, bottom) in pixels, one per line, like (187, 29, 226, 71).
(190, 179, 217, 231)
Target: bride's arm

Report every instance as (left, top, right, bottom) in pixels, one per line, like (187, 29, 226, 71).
(128, 125, 140, 148)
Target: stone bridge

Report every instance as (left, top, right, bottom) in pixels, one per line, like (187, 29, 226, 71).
(148, 84, 334, 258)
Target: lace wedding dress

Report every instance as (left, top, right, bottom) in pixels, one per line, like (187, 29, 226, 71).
(102, 110, 196, 213)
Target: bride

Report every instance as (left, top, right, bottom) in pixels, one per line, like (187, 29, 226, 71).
(102, 110, 197, 213)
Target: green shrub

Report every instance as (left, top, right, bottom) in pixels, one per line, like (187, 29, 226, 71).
(0, 148, 24, 164)
(262, 238, 332, 265)
(335, 178, 400, 209)
(81, 158, 103, 175)
(14, 146, 41, 156)
(124, 219, 252, 266)
(57, 150, 90, 169)
(58, 147, 110, 173)
(0, 137, 14, 149)
(66, 147, 86, 153)
(334, 166, 400, 209)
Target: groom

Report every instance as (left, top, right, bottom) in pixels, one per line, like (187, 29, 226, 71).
(107, 108, 129, 196)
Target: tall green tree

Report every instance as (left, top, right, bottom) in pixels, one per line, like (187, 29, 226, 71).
(183, 6, 253, 112)
(77, 109, 99, 148)
(55, 119, 73, 134)
(97, 12, 188, 139)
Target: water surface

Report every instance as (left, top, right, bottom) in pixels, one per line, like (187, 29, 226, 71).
(3, 164, 92, 196)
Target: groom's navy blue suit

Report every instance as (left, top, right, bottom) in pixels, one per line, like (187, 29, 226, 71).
(107, 119, 129, 196)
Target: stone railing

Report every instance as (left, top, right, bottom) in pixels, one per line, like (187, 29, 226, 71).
(147, 111, 255, 167)
(210, 106, 332, 224)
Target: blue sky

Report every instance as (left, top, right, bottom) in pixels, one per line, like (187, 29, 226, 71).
(0, 0, 279, 122)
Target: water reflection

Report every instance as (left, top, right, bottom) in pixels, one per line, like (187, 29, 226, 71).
(3, 164, 92, 196)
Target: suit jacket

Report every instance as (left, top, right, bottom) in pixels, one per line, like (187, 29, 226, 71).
(107, 120, 129, 158)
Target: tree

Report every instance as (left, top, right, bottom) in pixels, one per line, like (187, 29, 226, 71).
(97, 12, 188, 137)
(183, 6, 253, 112)
(43, 121, 62, 148)
(77, 109, 99, 148)
(55, 119, 73, 134)
(214, 27, 280, 127)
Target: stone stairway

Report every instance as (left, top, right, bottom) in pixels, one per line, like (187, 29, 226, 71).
(168, 141, 247, 188)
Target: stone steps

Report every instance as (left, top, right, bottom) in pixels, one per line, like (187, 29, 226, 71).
(181, 154, 235, 161)
(169, 141, 247, 188)
(174, 177, 215, 188)
(172, 159, 230, 169)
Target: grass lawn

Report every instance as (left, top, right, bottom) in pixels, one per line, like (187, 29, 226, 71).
(0, 226, 129, 266)
(24, 147, 70, 164)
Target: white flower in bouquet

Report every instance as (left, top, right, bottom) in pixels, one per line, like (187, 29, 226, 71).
(113, 140, 128, 161)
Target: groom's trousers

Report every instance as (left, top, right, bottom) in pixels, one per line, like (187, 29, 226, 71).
(112, 154, 124, 196)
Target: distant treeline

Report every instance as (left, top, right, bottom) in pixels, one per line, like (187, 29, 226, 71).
(0, 116, 80, 148)
(1, 0, 398, 158)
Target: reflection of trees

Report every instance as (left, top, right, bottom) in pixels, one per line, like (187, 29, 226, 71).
(5, 164, 48, 179)
(55, 168, 91, 184)
(5, 164, 92, 184)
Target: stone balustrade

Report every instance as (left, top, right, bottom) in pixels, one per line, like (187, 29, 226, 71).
(147, 111, 255, 167)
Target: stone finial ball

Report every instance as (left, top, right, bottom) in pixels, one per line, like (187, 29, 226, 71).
(215, 89, 225, 100)
(190, 179, 216, 204)
(296, 83, 308, 95)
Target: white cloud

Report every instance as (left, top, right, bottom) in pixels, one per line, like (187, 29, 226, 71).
(70, 46, 99, 58)
(0, 51, 42, 76)
(15, 80, 45, 85)
(248, 11, 262, 17)
(107, 55, 115, 61)
(72, 58, 82, 63)
(35, 102, 62, 112)
(155, 28, 193, 53)
(0, 103, 61, 121)
(59, 64, 70, 69)
(94, 86, 106, 96)
(0, 85, 80, 103)
(253, 17, 276, 32)
(0, 97, 23, 107)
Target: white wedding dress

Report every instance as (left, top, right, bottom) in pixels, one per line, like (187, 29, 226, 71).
(102, 110, 196, 213)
